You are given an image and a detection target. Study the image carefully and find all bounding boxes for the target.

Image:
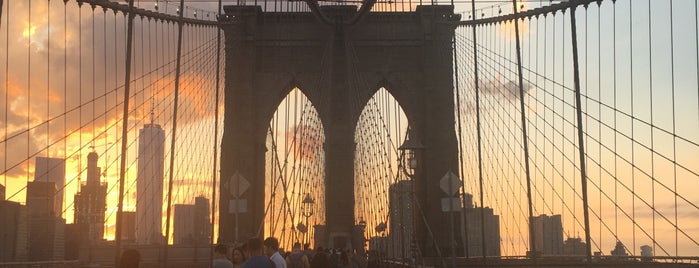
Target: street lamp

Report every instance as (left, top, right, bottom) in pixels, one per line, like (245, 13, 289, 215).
(398, 128, 424, 178)
(301, 193, 315, 245)
(375, 222, 387, 262)
(397, 128, 423, 263)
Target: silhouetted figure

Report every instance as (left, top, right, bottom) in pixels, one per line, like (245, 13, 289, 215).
(242, 238, 275, 268)
(214, 244, 234, 268)
(264, 237, 287, 268)
(309, 246, 328, 268)
(119, 249, 140, 268)
(286, 242, 310, 268)
(232, 247, 247, 268)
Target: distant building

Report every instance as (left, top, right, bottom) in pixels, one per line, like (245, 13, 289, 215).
(388, 180, 413, 260)
(73, 152, 107, 244)
(0, 183, 5, 200)
(34, 157, 66, 217)
(27, 181, 65, 261)
(173, 196, 211, 245)
(0, 200, 22, 261)
(562, 237, 587, 256)
(136, 122, 165, 244)
(640, 245, 653, 262)
(463, 204, 501, 257)
(531, 214, 563, 255)
(610, 241, 628, 256)
(64, 224, 80, 260)
(174, 204, 195, 245)
(193, 196, 211, 245)
(119, 211, 137, 242)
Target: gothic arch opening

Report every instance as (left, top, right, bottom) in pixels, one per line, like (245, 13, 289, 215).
(353, 87, 410, 254)
(264, 88, 326, 250)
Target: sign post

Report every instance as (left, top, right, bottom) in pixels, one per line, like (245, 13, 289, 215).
(229, 171, 250, 244)
(440, 171, 462, 268)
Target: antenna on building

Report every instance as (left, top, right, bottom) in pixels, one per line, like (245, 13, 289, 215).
(150, 99, 155, 125)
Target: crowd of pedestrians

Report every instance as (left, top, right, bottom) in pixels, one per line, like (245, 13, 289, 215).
(213, 237, 365, 268)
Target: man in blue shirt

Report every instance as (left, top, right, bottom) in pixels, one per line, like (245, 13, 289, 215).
(264, 237, 287, 268)
(242, 238, 275, 268)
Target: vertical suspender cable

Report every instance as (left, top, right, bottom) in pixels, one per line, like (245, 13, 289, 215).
(163, 0, 186, 266)
(568, 5, 592, 263)
(115, 0, 137, 267)
(210, 0, 223, 265)
(453, 31, 470, 259)
(470, 0, 486, 260)
(511, 0, 536, 258)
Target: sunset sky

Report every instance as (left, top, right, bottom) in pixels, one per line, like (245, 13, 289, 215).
(0, 0, 697, 258)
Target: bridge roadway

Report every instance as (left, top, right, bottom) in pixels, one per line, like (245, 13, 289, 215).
(385, 258, 699, 268)
(2, 253, 698, 268)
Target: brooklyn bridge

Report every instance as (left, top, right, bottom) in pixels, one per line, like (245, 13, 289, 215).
(0, 0, 698, 267)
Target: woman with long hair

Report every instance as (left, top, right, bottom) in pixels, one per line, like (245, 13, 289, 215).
(231, 247, 246, 268)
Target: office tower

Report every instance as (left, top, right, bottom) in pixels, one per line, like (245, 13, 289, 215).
(136, 121, 165, 244)
(34, 157, 66, 217)
(562, 237, 587, 256)
(640, 245, 653, 262)
(26, 181, 64, 261)
(464, 205, 501, 257)
(74, 152, 108, 243)
(193, 196, 211, 245)
(531, 214, 563, 255)
(173, 196, 211, 245)
(388, 180, 413, 260)
(120, 211, 137, 242)
(173, 204, 195, 245)
(611, 241, 628, 256)
(0, 199, 21, 261)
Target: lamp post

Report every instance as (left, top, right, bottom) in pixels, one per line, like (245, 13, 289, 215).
(301, 193, 315, 246)
(398, 128, 423, 178)
(375, 222, 387, 263)
(397, 128, 424, 264)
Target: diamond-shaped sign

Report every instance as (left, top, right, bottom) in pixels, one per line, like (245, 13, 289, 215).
(230, 172, 250, 198)
(439, 171, 461, 196)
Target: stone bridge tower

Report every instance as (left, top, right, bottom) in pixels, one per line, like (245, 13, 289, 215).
(219, 4, 460, 255)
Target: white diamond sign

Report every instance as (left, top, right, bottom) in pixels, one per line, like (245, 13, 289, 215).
(230, 172, 250, 198)
(439, 171, 461, 196)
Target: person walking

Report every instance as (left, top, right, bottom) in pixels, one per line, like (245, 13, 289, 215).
(242, 238, 275, 268)
(264, 237, 287, 268)
(286, 243, 310, 268)
(213, 244, 234, 268)
(232, 247, 247, 268)
(309, 247, 328, 268)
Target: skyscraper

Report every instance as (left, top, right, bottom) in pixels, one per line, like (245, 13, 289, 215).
(193, 196, 211, 245)
(173, 196, 211, 245)
(34, 157, 66, 217)
(464, 205, 501, 257)
(388, 180, 413, 260)
(0, 199, 21, 261)
(119, 211, 137, 242)
(26, 181, 64, 261)
(136, 122, 165, 244)
(531, 214, 563, 255)
(73, 152, 107, 243)
(173, 204, 195, 245)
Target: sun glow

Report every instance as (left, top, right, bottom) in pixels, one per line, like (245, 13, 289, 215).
(22, 25, 37, 39)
